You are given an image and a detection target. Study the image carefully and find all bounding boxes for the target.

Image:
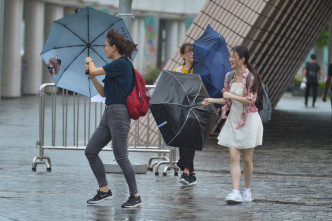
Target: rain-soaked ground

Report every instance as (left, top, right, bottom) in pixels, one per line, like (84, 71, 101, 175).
(0, 92, 331, 220)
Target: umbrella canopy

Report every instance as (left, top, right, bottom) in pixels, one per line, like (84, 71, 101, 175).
(150, 70, 219, 151)
(41, 7, 136, 97)
(193, 25, 231, 98)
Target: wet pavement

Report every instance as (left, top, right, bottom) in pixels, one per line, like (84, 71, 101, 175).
(0, 93, 331, 221)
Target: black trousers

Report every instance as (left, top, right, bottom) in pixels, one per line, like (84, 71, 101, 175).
(305, 82, 318, 105)
(177, 147, 195, 173)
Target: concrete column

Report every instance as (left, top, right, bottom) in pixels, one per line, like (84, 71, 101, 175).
(132, 17, 145, 74)
(23, 0, 45, 95)
(165, 20, 178, 63)
(178, 20, 186, 44)
(118, 0, 133, 33)
(64, 7, 74, 16)
(0, 0, 4, 99)
(43, 4, 64, 84)
(2, 0, 23, 97)
(328, 17, 332, 64)
(132, 16, 139, 67)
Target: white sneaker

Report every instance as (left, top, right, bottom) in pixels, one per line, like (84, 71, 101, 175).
(243, 189, 252, 203)
(225, 190, 243, 204)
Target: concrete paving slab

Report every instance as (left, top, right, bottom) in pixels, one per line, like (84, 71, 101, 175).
(0, 93, 331, 220)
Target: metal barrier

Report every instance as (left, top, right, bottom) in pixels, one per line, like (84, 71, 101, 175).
(32, 83, 178, 176)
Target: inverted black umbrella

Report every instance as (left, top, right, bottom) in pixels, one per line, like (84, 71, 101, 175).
(41, 7, 137, 97)
(150, 70, 219, 151)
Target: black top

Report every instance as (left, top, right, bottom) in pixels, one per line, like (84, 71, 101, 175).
(305, 62, 320, 83)
(102, 57, 134, 105)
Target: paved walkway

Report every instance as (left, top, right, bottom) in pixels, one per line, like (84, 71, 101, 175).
(0, 93, 331, 220)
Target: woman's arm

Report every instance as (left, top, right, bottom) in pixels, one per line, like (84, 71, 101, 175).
(90, 77, 105, 97)
(223, 91, 252, 105)
(85, 57, 106, 76)
(202, 98, 227, 106)
(85, 63, 105, 97)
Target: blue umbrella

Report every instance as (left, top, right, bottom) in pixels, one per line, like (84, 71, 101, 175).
(193, 25, 231, 98)
(41, 7, 136, 97)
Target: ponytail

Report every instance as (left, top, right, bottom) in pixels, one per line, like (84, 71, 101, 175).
(247, 63, 262, 96)
(106, 29, 137, 59)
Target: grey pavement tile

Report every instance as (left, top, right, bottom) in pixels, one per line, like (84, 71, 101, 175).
(0, 93, 332, 220)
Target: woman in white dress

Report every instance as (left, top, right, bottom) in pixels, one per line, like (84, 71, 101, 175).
(202, 45, 263, 204)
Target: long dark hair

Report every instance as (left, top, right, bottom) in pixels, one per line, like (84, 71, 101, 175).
(231, 45, 262, 95)
(180, 43, 193, 65)
(106, 29, 137, 59)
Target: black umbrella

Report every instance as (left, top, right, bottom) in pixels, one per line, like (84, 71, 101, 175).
(150, 70, 218, 151)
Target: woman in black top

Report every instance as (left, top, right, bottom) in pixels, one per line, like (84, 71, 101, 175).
(84, 30, 141, 208)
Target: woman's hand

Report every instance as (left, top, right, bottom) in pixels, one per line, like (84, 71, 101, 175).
(85, 57, 93, 64)
(202, 98, 213, 106)
(222, 92, 233, 100)
(323, 96, 327, 102)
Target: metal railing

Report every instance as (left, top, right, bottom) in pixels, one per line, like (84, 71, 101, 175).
(32, 83, 178, 176)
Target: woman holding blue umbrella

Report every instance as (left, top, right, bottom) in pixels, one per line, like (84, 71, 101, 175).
(173, 43, 198, 186)
(84, 30, 141, 208)
(202, 45, 263, 204)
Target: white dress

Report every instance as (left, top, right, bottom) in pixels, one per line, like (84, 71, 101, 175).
(217, 83, 263, 149)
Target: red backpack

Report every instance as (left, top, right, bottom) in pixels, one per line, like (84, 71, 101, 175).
(125, 68, 150, 120)
(113, 65, 150, 120)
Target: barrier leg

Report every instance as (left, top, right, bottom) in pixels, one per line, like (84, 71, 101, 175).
(155, 148, 179, 176)
(148, 156, 169, 171)
(32, 156, 52, 172)
(162, 149, 178, 176)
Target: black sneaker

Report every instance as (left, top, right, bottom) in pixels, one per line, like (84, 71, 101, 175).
(179, 173, 190, 186)
(189, 173, 197, 186)
(87, 189, 113, 204)
(121, 195, 142, 208)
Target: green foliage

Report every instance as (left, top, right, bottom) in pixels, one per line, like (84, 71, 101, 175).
(316, 29, 328, 49)
(293, 75, 302, 86)
(318, 81, 325, 89)
(293, 74, 325, 89)
(144, 68, 161, 85)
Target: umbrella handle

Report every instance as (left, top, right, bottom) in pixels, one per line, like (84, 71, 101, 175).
(85, 70, 89, 75)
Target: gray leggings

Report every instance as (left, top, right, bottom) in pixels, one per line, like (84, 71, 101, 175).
(85, 104, 138, 195)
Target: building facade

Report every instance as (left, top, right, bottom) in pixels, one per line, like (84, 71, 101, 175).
(0, 0, 204, 98)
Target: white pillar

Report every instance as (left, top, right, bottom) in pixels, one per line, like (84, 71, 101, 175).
(2, 0, 23, 97)
(178, 20, 186, 44)
(0, 0, 4, 99)
(329, 17, 332, 64)
(43, 4, 64, 84)
(64, 7, 74, 16)
(132, 16, 139, 67)
(138, 18, 145, 74)
(23, 0, 45, 95)
(132, 17, 145, 74)
(118, 0, 133, 33)
(165, 20, 179, 63)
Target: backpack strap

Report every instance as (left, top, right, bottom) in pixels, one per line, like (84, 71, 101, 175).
(227, 71, 235, 85)
(228, 71, 253, 93)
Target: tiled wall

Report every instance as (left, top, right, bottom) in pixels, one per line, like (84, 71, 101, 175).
(164, 0, 332, 108)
